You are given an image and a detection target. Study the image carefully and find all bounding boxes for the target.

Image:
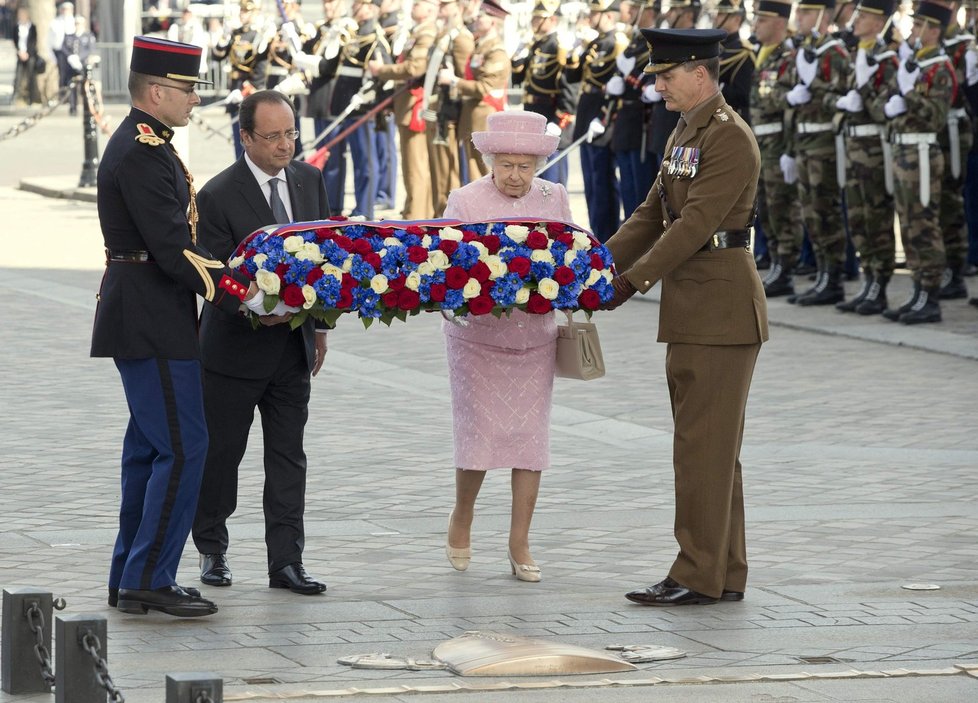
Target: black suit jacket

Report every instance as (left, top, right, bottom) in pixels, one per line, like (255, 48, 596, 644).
(197, 157, 330, 379)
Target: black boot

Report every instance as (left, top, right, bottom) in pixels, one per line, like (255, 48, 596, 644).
(855, 275, 888, 315)
(764, 259, 795, 297)
(900, 286, 942, 324)
(797, 267, 844, 306)
(883, 282, 920, 321)
(938, 266, 969, 300)
(787, 268, 822, 304)
(836, 272, 873, 312)
(754, 252, 771, 270)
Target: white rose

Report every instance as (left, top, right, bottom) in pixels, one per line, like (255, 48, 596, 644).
(586, 269, 602, 286)
(342, 256, 353, 272)
(429, 250, 451, 270)
(253, 253, 268, 267)
(405, 271, 421, 291)
(602, 270, 613, 283)
(383, 236, 401, 248)
(296, 242, 324, 263)
(531, 249, 555, 264)
(515, 287, 530, 304)
(370, 274, 390, 294)
(485, 255, 507, 279)
(462, 278, 482, 299)
(564, 250, 578, 266)
(505, 224, 529, 243)
(573, 232, 591, 250)
(421, 234, 433, 248)
(301, 284, 317, 309)
(283, 235, 305, 253)
(322, 264, 344, 281)
(470, 241, 488, 257)
(228, 255, 245, 269)
(417, 261, 435, 277)
(255, 268, 281, 295)
(439, 226, 464, 241)
(537, 278, 560, 300)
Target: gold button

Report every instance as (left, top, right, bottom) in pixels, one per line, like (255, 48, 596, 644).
(644, 281, 650, 287)
(662, 220, 667, 227)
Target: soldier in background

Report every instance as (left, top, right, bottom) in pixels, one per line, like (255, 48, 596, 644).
(368, 0, 438, 218)
(565, 0, 628, 242)
(833, 0, 859, 50)
(713, 0, 756, 123)
(444, 0, 510, 183)
(511, 0, 573, 185)
(832, 0, 898, 315)
(963, 0, 978, 297)
(751, 0, 805, 297)
(881, 0, 956, 323)
(425, 0, 474, 216)
(780, 0, 850, 306)
(374, 0, 405, 210)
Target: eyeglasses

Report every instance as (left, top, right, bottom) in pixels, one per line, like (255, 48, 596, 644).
(250, 129, 300, 143)
(150, 81, 198, 95)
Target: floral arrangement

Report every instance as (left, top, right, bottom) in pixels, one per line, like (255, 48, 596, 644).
(229, 218, 615, 329)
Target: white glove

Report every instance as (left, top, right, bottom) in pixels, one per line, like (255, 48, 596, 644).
(616, 52, 636, 75)
(835, 89, 864, 113)
(898, 41, 913, 62)
(854, 47, 873, 89)
(545, 121, 562, 137)
(438, 67, 455, 86)
(67, 53, 82, 72)
(274, 72, 309, 96)
(268, 299, 301, 315)
(586, 117, 606, 142)
(796, 50, 817, 86)
(780, 154, 798, 184)
(641, 83, 662, 103)
(967, 48, 978, 87)
(897, 60, 920, 96)
(884, 94, 908, 118)
(242, 290, 266, 314)
(605, 75, 625, 96)
(785, 83, 812, 106)
(292, 52, 322, 76)
(225, 88, 244, 105)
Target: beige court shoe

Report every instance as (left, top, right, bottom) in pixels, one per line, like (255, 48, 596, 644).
(446, 514, 471, 571)
(508, 550, 541, 582)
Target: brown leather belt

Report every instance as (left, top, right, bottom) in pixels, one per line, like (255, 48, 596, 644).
(106, 249, 155, 263)
(699, 230, 751, 252)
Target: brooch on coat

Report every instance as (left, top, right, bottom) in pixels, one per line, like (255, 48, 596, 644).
(539, 183, 553, 197)
(667, 146, 699, 179)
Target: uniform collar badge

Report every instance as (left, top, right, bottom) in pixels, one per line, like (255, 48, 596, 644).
(135, 122, 167, 146)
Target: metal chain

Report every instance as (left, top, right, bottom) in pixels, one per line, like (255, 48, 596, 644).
(83, 77, 113, 136)
(81, 631, 125, 703)
(194, 692, 215, 703)
(26, 603, 56, 686)
(0, 83, 75, 142)
(189, 111, 234, 144)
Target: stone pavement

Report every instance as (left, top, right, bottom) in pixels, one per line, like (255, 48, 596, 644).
(1, 105, 978, 702)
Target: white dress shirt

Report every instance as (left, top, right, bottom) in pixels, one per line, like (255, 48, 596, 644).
(17, 23, 31, 54)
(244, 153, 294, 222)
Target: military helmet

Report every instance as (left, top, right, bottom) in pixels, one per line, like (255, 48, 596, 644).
(532, 0, 561, 17)
(589, 0, 623, 11)
(913, 0, 953, 26)
(755, 0, 793, 18)
(715, 0, 747, 15)
(854, 0, 895, 16)
(796, 0, 837, 9)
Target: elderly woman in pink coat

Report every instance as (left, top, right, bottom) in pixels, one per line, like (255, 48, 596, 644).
(443, 111, 574, 583)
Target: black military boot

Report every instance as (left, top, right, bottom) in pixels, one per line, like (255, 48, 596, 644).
(899, 286, 942, 324)
(938, 266, 969, 300)
(797, 267, 844, 306)
(855, 275, 888, 315)
(787, 265, 823, 304)
(836, 272, 873, 312)
(882, 282, 920, 321)
(764, 258, 795, 297)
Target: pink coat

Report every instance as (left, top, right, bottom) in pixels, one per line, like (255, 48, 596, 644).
(442, 175, 575, 350)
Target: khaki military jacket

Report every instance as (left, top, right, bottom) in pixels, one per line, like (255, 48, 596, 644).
(374, 19, 437, 126)
(606, 93, 768, 346)
(457, 34, 510, 135)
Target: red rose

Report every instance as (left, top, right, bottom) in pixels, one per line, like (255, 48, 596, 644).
(481, 234, 501, 254)
(337, 289, 353, 308)
(333, 234, 353, 251)
(590, 253, 605, 270)
(307, 267, 325, 284)
(468, 294, 494, 316)
(244, 248, 257, 259)
(364, 252, 382, 272)
(389, 275, 406, 292)
(556, 233, 574, 248)
(508, 256, 531, 276)
(341, 273, 358, 290)
(328, 215, 349, 222)
(526, 293, 553, 314)
(461, 230, 477, 242)
(397, 288, 421, 310)
(406, 225, 425, 235)
(429, 283, 447, 302)
(375, 227, 395, 239)
(382, 291, 400, 308)
(545, 221, 566, 236)
(408, 245, 429, 264)
(445, 266, 469, 289)
(275, 263, 289, 277)
(439, 239, 459, 256)
(578, 289, 601, 310)
(526, 231, 549, 250)
(554, 266, 576, 285)
(351, 238, 373, 256)
(282, 284, 305, 308)
(469, 261, 491, 283)
(314, 228, 332, 241)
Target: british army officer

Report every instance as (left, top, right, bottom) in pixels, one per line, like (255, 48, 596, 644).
(601, 28, 769, 606)
(91, 36, 273, 617)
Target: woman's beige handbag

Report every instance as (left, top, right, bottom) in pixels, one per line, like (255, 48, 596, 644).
(555, 311, 605, 381)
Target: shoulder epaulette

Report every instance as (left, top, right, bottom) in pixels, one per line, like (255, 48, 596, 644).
(135, 123, 166, 147)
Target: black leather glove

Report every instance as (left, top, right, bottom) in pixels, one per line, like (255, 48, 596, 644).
(600, 275, 637, 311)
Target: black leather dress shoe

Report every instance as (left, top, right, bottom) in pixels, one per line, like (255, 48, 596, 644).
(720, 589, 745, 601)
(625, 577, 718, 606)
(200, 553, 232, 587)
(269, 563, 327, 595)
(109, 585, 201, 607)
(116, 586, 218, 617)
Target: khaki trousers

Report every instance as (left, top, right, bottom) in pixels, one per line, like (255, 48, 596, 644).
(399, 124, 433, 220)
(426, 121, 460, 217)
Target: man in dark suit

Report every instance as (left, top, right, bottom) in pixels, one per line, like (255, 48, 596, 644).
(192, 90, 331, 595)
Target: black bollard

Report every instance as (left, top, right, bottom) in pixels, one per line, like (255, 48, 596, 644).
(78, 58, 100, 189)
(56, 614, 109, 703)
(1, 588, 54, 693)
(166, 672, 223, 702)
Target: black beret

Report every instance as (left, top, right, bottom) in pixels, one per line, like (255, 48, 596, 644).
(641, 28, 727, 74)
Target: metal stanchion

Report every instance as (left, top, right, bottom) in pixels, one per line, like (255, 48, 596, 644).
(78, 58, 101, 188)
(166, 673, 223, 702)
(57, 614, 124, 703)
(1, 588, 54, 693)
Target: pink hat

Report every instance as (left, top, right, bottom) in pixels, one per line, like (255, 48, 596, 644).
(470, 111, 559, 157)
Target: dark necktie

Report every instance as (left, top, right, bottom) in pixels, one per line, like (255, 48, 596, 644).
(268, 177, 290, 224)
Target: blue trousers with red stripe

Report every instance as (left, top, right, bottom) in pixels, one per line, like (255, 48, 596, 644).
(110, 359, 208, 591)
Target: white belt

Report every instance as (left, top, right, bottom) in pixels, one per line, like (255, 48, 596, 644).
(948, 107, 968, 120)
(753, 122, 782, 136)
(796, 121, 834, 134)
(892, 132, 938, 146)
(847, 123, 882, 138)
(337, 65, 365, 78)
